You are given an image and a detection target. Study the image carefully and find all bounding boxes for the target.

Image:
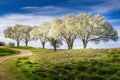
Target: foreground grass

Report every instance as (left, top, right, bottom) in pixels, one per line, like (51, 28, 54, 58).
(12, 48, 120, 80)
(0, 57, 32, 80)
(0, 47, 120, 80)
(0, 47, 19, 57)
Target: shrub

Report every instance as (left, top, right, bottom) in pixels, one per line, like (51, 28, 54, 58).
(7, 42, 15, 47)
(0, 41, 5, 46)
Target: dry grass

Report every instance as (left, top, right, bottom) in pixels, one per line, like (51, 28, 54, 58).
(31, 49, 110, 65)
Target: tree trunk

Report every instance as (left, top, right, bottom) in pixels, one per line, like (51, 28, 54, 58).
(83, 43, 87, 49)
(70, 41, 74, 50)
(67, 43, 73, 50)
(53, 40, 57, 51)
(25, 38, 29, 47)
(41, 42, 45, 48)
(68, 44, 71, 50)
(70, 45, 73, 50)
(53, 44, 57, 51)
(52, 41, 57, 51)
(25, 41, 28, 47)
(50, 39, 57, 51)
(67, 40, 74, 50)
(17, 40, 20, 47)
(82, 39, 88, 49)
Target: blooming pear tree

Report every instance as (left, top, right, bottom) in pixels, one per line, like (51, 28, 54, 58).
(4, 24, 23, 47)
(30, 20, 62, 51)
(30, 26, 39, 40)
(76, 13, 118, 48)
(4, 13, 118, 49)
(47, 18, 63, 51)
(21, 25, 32, 47)
(62, 14, 78, 50)
(30, 24, 48, 49)
(38, 22, 50, 48)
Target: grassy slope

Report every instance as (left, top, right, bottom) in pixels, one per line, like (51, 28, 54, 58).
(0, 47, 19, 57)
(0, 47, 120, 80)
(16, 48, 120, 80)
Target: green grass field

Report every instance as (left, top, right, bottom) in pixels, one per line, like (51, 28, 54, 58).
(0, 47, 19, 57)
(0, 47, 120, 80)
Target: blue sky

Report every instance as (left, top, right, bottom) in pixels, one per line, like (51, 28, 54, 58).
(0, 0, 120, 48)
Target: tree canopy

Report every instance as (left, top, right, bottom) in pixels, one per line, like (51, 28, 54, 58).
(3, 13, 118, 50)
(76, 13, 118, 48)
(4, 24, 32, 47)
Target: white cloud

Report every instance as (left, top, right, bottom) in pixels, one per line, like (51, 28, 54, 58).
(91, 0, 120, 13)
(22, 6, 67, 15)
(0, 14, 53, 26)
(21, 7, 39, 10)
(108, 19, 120, 26)
(40, 6, 64, 11)
(21, 1, 120, 15)
(0, 14, 53, 35)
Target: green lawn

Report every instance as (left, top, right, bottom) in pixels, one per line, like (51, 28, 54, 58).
(0, 47, 120, 80)
(0, 47, 19, 57)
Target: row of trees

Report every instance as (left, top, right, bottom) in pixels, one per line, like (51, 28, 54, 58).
(4, 13, 118, 51)
(4, 24, 32, 47)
